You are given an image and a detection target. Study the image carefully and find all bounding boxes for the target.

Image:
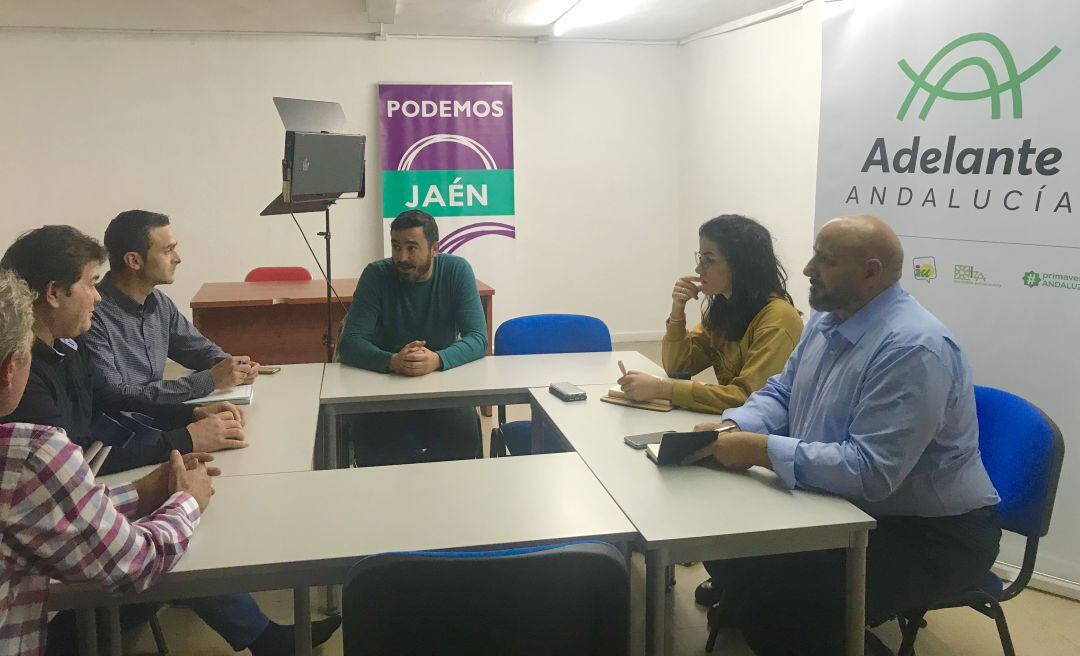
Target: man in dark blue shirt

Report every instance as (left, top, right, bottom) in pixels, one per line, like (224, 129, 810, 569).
(83, 210, 258, 404)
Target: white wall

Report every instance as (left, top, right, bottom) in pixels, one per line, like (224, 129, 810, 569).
(0, 32, 681, 342)
(677, 3, 822, 327)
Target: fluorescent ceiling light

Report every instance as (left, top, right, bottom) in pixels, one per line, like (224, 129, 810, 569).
(552, 0, 640, 37)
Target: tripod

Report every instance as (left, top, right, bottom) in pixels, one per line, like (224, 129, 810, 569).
(318, 203, 335, 363)
(260, 193, 340, 363)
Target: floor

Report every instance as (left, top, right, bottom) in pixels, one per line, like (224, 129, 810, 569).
(129, 343, 1080, 655)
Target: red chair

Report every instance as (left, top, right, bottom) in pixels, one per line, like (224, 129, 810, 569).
(244, 267, 312, 282)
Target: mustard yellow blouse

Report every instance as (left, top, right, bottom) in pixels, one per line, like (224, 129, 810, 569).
(662, 297, 803, 414)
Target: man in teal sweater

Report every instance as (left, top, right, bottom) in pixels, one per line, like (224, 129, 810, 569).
(338, 210, 487, 465)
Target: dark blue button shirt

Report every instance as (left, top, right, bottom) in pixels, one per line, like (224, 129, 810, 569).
(82, 272, 228, 404)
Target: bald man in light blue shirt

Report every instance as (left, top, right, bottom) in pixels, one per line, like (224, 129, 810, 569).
(687, 215, 1000, 656)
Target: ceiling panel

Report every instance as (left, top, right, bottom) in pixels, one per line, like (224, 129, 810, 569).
(0, 0, 794, 41)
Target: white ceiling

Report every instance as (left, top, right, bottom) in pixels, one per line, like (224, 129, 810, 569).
(0, 0, 794, 41)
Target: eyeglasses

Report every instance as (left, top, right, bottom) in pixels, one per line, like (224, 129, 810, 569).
(694, 252, 723, 267)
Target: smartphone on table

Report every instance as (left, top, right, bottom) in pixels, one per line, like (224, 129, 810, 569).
(623, 431, 671, 449)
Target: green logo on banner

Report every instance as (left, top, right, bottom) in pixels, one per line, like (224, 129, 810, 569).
(897, 33, 1061, 120)
(1023, 270, 1080, 291)
(383, 169, 515, 217)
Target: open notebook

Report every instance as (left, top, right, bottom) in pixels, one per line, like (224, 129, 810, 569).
(600, 386, 673, 412)
(183, 384, 254, 406)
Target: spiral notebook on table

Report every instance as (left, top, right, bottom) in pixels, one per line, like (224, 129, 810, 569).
(600, 386, 673, 412)
(183, 384, 254, 406)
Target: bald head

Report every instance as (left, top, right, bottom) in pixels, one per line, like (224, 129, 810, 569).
(818, 215, 904, 283)
(804, 214, 905, 318)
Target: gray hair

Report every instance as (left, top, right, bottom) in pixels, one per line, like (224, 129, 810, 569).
(0, 269, 36, 363)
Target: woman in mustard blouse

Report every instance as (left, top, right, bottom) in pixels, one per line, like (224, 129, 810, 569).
(617, 214, 803, 414)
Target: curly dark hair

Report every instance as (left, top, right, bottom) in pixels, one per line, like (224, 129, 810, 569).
(1, 225, 106, 296)
(390, 210, 439, 246)
(699, 215, 794, 341)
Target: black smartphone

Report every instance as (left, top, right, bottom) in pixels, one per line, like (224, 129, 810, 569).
(623, 431, 671, 449)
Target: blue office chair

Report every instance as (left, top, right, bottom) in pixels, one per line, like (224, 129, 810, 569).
(490, 314, 612, 456)
(896, 385, 1065, 656)
(342, 541, 630, 656)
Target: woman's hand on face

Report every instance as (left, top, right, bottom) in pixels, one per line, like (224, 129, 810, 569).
(671, 276, 703, 318)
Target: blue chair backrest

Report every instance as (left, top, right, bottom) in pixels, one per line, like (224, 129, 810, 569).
(974, 385, 1064, 538)
(494, 314, 612, 356)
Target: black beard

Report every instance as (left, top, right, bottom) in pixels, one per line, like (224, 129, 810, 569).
(808, 287, 829, 311)
(396, 260, 431, 281)
(808, 284, 852, 313)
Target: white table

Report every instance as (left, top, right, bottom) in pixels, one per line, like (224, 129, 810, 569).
(318, 351, 664, 467)
(97, 363, 325, 486)
(530, 386, 876, 656)
(321, 350, 661, 409)
(51, 453, 637, 656)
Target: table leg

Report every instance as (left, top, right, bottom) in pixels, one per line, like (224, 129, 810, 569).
(481, 295, 493, 357)
(846, 530, 868, 656)
(326, 411, 340, 470)
(529, 399, 543, 455)
(103, 605, 122, 656)
(645, 549, 668, 656)
(76, 608, 98, 656)
(626, 544, 645, 656)
(321, 410, 344, 612)
(481, 295, 493, 417)
(325, 584, 341, 615)
(314, 408, 326, 470)
(294, 587, 312, 656)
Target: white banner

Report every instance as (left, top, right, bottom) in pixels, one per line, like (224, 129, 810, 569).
(817, 0, 1079, 587)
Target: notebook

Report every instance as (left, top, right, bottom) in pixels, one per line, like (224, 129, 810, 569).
(600, 386, 673, 412)
(645, 430, 718, 465)
(184, 384, 254, 406)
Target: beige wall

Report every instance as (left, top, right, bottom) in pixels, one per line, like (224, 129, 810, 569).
(0, 32, 681, 341)
(677, 2, 822, 326)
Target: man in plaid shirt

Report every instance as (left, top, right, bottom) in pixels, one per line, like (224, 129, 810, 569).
(0, 267, 214, 655)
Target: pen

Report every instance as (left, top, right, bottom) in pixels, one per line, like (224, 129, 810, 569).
(618, 360, 627, 377)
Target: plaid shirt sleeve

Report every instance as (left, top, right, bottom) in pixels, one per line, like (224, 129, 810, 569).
(7, 426, 200, 593)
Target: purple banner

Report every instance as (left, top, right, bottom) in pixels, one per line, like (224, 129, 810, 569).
(378, 83, 516, 223)
(378, 84, 514, 171)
